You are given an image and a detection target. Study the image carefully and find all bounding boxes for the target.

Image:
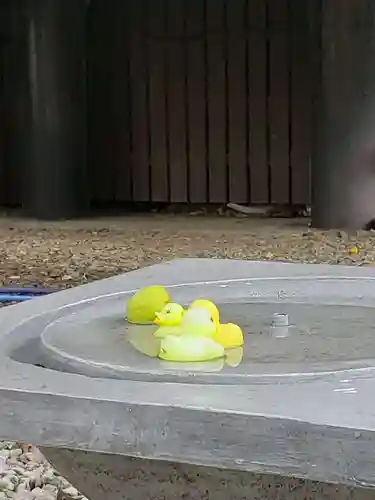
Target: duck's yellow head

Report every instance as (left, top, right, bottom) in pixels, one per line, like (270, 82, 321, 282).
(189, 299, 220, 327)
(180, 307, 217, 337)
(154, 303, 185, 326)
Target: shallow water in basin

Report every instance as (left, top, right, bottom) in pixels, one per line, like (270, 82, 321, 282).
(39, 297, 375, 380)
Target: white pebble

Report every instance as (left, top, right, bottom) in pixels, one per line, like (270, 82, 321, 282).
(41, 485, 56, 494)
(7, 460, 24, 469)
(11, 468, 26, 476)
(6, 475, 19, 486)
(30, 487, 43, 495)
(9, 450, 22, 460)
(41, 469, 54, 482)
(2, 443, 15, 451)
(59, 479, 71, 489)
(13, 489, 34, 500)
(32, 488, 54, 500)
(62, 486, 79, 497)
(0, 458, 9, 475)
(0, 478, 14, 491)
(24, 450, 44, 466)
(18, 472, 34, 479)
(15, 481, 30, 492)
(0, 442, 87, 500)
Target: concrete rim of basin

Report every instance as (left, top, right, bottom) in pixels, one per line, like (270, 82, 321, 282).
(0, 259, 375, 487)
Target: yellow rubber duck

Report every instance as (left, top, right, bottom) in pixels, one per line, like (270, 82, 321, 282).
(154, 303, 185, 326)
(189, 299, 244, 349)
(156, 307, 219, 361)
(153, 303, 185, 339)
(159, 335, 224, 362)
(126, 285, 170, 324)
(180, 307, 216, 337)
(189, 299, 220, 326)
(213, 323, 244, 349)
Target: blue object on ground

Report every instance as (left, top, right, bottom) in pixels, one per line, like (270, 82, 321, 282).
(0, 287, 57, 295)
(0, 287, 57, 303)
(0, 295, 38, 303)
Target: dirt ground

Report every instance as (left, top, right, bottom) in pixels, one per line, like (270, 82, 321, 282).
(0, 214, 374, 288)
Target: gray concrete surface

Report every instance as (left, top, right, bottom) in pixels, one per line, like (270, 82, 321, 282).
(1, 259, 375, 498)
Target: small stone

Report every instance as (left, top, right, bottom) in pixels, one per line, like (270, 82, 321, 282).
(17, 456, 28, 466)
(18, 472, 34, 480)
(15, 481, 30, 492)
(0, 458, 9, 474)
(0, 477, 14, 491)
(6, 475, 19, 486)
(41, 485, 56, 495)
(0, 478, 12, 490)
(61, 486, 78, 497)
(46, 477, 63, 488)
(33, 491, 54, 500)
(59, 479, 71, 490)
(23, 450, 44, 465)
(10, 468, 25, 476)
(29, 467, 43, 490)
(9, 450, 22, 460)
(41, 469, 54, 482)
(61, 274, 73, 281)
(5, 482, 15, 492)
(13, 492, 34, 500)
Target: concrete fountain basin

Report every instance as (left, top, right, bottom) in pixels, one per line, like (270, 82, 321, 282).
(1, 259, 375, 499)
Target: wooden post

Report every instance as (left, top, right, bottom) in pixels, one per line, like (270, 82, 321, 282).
(24, 0, 89, 219)
(312, 1, 375, 229)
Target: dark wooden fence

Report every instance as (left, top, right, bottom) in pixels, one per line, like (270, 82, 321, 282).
(0, 0, 27, 207)
(0, 0, 315, 207)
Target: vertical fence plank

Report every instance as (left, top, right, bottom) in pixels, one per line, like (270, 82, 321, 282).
(0, 2, 7, 205)
(290, 0, 312, 205)
(113, 1, 132, 202)
(0, 40, 4, 205)
(128, 0, 150, 201)
(148, 0, 169, 202)
(227, 0, 248, 202)
(268, 0, 290, 204)
(87, 0, 116, 202)
(3, 0, 28, 206)
(248, 0, 268, 203)
(89, 0, 132, 203)
(186, 0, 207, 203)
(166, 0, 187, 202)
(0, 3, 12, 205)
(206, 0, 227, 203)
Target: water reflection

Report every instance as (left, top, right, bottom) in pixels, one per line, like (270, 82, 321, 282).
(127, 325, 244, 372)
(127, 326, 160, 358)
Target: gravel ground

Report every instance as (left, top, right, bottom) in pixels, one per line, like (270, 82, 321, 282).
(1, 213, 375, 500)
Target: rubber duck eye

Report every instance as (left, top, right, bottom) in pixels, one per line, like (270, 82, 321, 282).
(165, 308, 171, 314)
